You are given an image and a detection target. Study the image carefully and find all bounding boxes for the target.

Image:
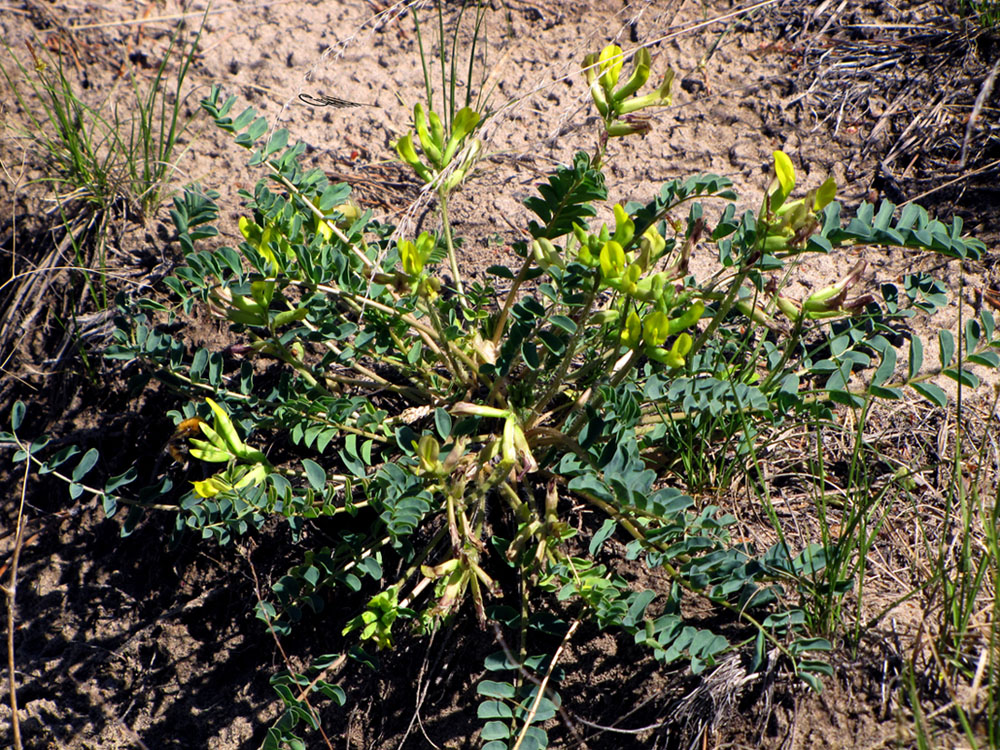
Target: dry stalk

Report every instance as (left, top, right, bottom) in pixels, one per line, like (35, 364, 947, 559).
(2, 449, 30, 750)
(669, 650, 764, 749)
(242, 546, 337, 750)
(959, 55, 1000, 169)
(774, 0, 999, 191)
(509, 618, 580, 750)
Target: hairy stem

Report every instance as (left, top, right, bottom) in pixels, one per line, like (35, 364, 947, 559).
(3, 454, 29, 750)
(490, 255, 533, 349)
(438, 190, 467, 306)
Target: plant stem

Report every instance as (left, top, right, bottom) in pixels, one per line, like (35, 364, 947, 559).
(757, 310, 807, 393)
(562, 348, 640, 439)
(3, 522, 25, 750)
(437, 190, 467, 306)
(490, 256, 533, 349)
(424, 293, 471, 386)
(531, 285, 598, 423)
(3, 450, 30, 750)
(690, 267, 751, 358)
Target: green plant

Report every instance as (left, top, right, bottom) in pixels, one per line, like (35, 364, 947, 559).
(902, 382, 1000, 747)
(395, 0, 493, 304)
(2, 402, 30, 750)
(959, 0, 1000, 28)
(0, 16, 205, 379)
(5, 37, 999, 749)
(411, 0, 494, 128)
(980, 455, 1000, 747)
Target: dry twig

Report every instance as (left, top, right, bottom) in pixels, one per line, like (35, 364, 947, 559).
(2, 446, 30, 750)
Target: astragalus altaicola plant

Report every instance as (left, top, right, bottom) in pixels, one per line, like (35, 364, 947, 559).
(6, 36, 996, 750)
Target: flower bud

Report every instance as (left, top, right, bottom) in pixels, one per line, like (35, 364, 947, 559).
(429, 109, 446, 152)
(591, 309, 620, 325)
(775, 294, 801, 320)
(813, 176, 837, 211)
(643, 310, 670, 347)
(415, 434, 443, 476)
(451, 402, 509, 419)
(418, 276, 440, 301)
(531, 237, 563, 270)
(414, 103, 443, 167)
(645, 332, 691, 368)
(442, 137, 482, 192)
(763, 233, 792, 253)
(395, 134, 433, 182)
(331, 199, 362, 228)
(612, 47, 651, 102)
(611, 204, 635, 247)
(617, 68, 674, 115)
(273, 307, 308, 327)
(599, 240, 626, 279)
(803, 260, 865, 312)
(621, 310, 642, 348)
(606, 116, 652, 138)
(583, 53, 610, 117)
(666, 300, 705, 335)
(621, 262, 642, 296)
(443, 107, 481, 164)
(193, 475, 228, 498)
(639, 225, 666, 265)
(598, 44, 624, 93)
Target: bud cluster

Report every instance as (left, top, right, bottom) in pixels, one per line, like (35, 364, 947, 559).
(760, 150, 837, 255)
(755, 152, 872, 321)
(584, 44, 674, 138)
(530, 199, 704, 368)
(395, 103, 483, 192)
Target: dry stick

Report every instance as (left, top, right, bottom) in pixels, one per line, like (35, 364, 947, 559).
(0, 264, 143, 297)
(966, 644, 989, 712)
(396, 630, 435, 750)
(2, 452, 30, 750)
(814, 0, 849, 38)
(395, 627, 453, 750)
(900, 158, 1000, 206)
(488, 598, 702, 740)
(878, 91, 946, 171)
(490, 622, 582, 738)
(508, 619, 581, 750)
(863, 81, 918, 153)
(0, 222, 78, 355)
(0, 151, 27, 288)
(243, 549, 337, 750)
(876, 52, 953, 167)
(958, 55, 1000, 170)
(36, 1, 297, 33)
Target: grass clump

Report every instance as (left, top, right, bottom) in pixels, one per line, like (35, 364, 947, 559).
(1, 21, 203, 223)
(0, 16, 204, 370)
(961, 0, 1000, 28)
